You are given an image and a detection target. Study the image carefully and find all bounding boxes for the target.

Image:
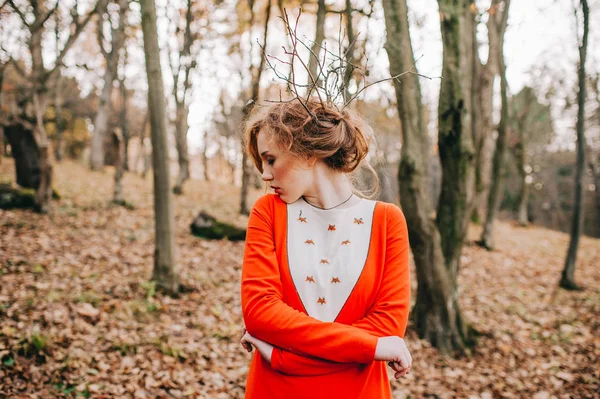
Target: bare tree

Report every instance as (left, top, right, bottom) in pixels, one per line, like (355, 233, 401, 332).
(560, 0, 589, 291)
(117, 47, 130, 171)
(112, 128, 125, 204)
(140, 0, 180, 294)
(478, 0, 511, 250)
(471, 1, 510, 222)
(508, 86, 553, 226)
(5, 0, 104, 212)
(382, 0, 476, 354)
(168, 0, 203, 194)
(90, 0, 128, 170)
(240, 0, 272, 215)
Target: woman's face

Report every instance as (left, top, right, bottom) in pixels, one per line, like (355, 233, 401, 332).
(256, 130, 314, 203)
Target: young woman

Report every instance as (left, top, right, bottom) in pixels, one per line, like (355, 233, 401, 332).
(240, 99, 412, 399)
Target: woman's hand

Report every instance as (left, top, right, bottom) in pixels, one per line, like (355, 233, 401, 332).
(375, 336, 412, 379)
(241, 327, 274, 364)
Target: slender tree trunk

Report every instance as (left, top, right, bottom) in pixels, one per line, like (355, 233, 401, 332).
(560, 0, 588, 291)
(308, 0, 326, 82)
(240, 0, 271, 215)
(31, 24, 53, 213)
(472, 1, 507, 222)
(202, 131, 210, 181)
(54, 79, 65, 162)
(112, 128, 125, 204)
(515, 141, 530, 226)
(91, 60, 115, 170)
(119, 71, 130, 171)
(343, 0, 356, 103)
(383, 0, 472, 354)
(479, 32, 509, 250)
(140, 0, 180, 294)
(172, 103, 190, 194)
(91, 0, 127, 170)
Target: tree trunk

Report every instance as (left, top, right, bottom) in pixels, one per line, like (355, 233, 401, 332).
(308, 0, 326, 83)
(479, 34, 509, 250)
(140, 0, 180, 295)
(119, 72, 130, 171)
(472, 1, 508, 222)
(91, 62, 115, 170)
(343, 0, 356, 103)
(560, 0, 588, 291)
(172, 103, 190, 195)
(112, 128, 125, 204)
(54, 79, 65, 162)
(383, 0, 472, 355)
(240, 0, 271, 215)
(202, 132, 210, 181)
(4, 124, 41, 188)
(515, 140, 530, 226)
(90, 0, 127, 170)
(436, 0, 475, 285)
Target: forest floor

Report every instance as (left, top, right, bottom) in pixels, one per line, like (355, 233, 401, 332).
(0, 160, 598, 399)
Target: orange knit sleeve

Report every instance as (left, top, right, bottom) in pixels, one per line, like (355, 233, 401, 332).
(270, 203, 411, 375)
(241, 195, 378, 364)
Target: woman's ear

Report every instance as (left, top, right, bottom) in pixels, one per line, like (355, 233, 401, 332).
(306, 155, 318, 168)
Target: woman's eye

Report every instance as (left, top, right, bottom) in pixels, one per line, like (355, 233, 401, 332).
(267, 159, 275, 165)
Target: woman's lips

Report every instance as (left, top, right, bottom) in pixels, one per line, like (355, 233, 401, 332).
(271, 186, 282, 194)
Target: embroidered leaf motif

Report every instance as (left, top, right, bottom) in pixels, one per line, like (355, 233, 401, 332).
(328, 224, 336, 231)
(341, 239, 351, 245)
(317, 297, 326, 305)
(298, 210, 307, 223)
(305, 276, 315, 283)
(353, 218, 364, 225)
(331, 277, 340, 284)
(319, 259, 329, 264)
(305, 239, 315, 245)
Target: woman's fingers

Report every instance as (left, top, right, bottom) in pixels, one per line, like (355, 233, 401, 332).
(394, 366, 410, 379)
(240, 332, 254, 352)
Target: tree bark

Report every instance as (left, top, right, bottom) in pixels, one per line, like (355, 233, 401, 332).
(90, 0, 128, 171)
(112, 128, 125, 204)
(31, 24, 53, 214)
(140, 0, 180, 295)
(560, 0, 588, 291)
(172, 103, 190, 194)
(240, 0, 271, 215)
(171, 0, 197, 195)
(202, 131, 210, 181)
(472, 1, 508, 222)
(54, 78, 65, 162)
(479, 2, 510, 250)
(436, 0, 476, 284)
(343, 0, 356, 103)
(118, 58, 130, 171)
(383, 0, 472, 355)
(515, 140, 530, 226)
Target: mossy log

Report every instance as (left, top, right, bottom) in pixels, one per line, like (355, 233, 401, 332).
(0, 183, 36, 209)
(190, 211, 246, 241)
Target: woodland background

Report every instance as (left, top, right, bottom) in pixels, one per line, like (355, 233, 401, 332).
(0, 0, 599, 397)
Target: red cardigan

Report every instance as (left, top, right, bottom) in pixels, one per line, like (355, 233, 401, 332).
(241, 194, 410, 398)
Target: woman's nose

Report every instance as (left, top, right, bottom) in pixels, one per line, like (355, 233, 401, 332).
(262, 170, 273, 181)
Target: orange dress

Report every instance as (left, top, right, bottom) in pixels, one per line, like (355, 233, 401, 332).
(241, 194, 410, 399)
